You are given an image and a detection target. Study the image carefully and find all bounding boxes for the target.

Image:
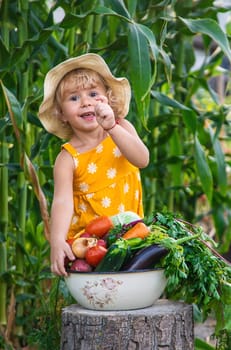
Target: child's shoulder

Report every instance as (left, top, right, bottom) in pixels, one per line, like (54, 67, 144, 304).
(55, 145, 75, 164)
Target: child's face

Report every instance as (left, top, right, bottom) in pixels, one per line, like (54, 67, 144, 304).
(59, 80, 108, 131)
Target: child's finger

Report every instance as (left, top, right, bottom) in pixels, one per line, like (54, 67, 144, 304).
(95, 95, 108, 104)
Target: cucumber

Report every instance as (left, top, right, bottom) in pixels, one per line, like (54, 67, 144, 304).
(95, 241, 129, 272)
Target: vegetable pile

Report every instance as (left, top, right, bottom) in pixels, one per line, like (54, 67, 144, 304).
(65, 211, 167, 273)
(65, 210, 231, 345)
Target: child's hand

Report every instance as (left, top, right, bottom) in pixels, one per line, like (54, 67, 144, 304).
(50, 240, 75, 276)
(95, 95, 115, 130)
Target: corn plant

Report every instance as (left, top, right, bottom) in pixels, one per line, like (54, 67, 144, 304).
(1, 0, 231, 349)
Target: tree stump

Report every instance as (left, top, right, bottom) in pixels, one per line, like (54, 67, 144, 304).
(60, 299, 194, 350)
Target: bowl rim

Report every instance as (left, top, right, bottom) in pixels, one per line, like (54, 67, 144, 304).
(65, 267, 165, 275)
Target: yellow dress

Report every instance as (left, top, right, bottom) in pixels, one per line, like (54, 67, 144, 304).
(63, 136, 144, 239)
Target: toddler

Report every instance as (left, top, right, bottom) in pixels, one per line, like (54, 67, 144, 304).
(38, 53, 149, 276)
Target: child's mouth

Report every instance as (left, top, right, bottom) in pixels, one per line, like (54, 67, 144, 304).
(80, 112, 95, 121)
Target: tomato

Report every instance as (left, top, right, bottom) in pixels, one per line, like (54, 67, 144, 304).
(85, 216, 114, 238)
(85, 245, 107, 267)
(66, 238, 75, 246)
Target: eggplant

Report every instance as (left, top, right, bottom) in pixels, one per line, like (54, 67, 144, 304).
(121, 244, 168, 271)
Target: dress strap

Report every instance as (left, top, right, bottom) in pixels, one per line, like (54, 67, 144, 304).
(62, 143, 79, 158)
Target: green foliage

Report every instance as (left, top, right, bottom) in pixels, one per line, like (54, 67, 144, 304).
(1, 0, 231, 348)
(149, 211, 231, 349)
(149, 212, 231, 326)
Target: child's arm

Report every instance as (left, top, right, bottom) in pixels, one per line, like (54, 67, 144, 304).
(95, 98, 149, 168)
(107, 118, 149, 168)
(50, 151, 76, 276)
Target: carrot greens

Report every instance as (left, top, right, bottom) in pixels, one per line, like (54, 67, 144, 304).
(147, 211, 231, 345)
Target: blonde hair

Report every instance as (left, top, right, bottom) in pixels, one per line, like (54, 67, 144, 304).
(55, 68, 120, 117)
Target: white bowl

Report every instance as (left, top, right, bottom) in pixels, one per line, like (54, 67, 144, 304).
(65, 269, 167, 311)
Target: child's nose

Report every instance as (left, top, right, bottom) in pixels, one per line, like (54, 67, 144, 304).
(81, 95, 91, 107)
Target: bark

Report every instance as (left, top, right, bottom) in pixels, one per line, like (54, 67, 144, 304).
(60, 299, 194, 350)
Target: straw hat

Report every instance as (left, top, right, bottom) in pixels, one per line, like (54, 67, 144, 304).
(38, 53, 131, 139)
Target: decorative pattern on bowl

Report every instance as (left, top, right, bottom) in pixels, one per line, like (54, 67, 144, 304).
(81, 277, 123, 308)
(65, 269, 167, 310)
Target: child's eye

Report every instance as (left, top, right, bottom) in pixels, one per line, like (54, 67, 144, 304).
(70, 95, 80, 101)
(90, 91, 98, 97)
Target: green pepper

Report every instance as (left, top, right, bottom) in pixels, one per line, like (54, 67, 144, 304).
(125, 237, 146, 250)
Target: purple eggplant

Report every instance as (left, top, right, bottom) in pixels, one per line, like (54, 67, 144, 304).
(121, 244, 168, 271)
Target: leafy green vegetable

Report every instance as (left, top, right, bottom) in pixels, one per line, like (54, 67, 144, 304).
(147, 211, 231, 346)
(101, 210, 231, 346)
(110, 211, 141, 226)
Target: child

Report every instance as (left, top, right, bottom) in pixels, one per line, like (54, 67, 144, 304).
(38, 53, 149, 276)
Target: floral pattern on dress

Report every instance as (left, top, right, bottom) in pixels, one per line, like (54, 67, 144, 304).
(86, 193, 94, 199)
(101, 196, 111, 208)
(71, 216, 78, 224)
(79, 203, 87, 212)
(124, 183, 129, 193)
(62, 138, 144, 239)
(73, 158, 79, 169)
(113, 147, 121, 158)
(107, 168, 117, 179)
(96, 144, 103, 153)
(87, 162, 97, 174)
(79, 182, 89, 192)
(118, 204, 125, 212)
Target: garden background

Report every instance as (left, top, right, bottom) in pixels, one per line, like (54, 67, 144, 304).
(1, 0, 231, 349)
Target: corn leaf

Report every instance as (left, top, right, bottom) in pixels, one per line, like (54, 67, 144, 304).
(211, 130, 227, 196)
(151, 91, 191, 110)
(127, 0, 137, 16)
(0, 39, 9, 73)
(180, 17, 231, 62)
(194, 136, 213, 203)
(1, 82, 23, 142)
(104, 0, 131, 18)
(169, 130, 183, 187)
(194, 338, 215, 350)
(182, 110, 197, 134)
(128, 23, 151, 123)
(135, 23, 159, 63)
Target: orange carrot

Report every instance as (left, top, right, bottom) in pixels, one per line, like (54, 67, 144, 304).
(67, 228, 85, 242)
(122, 222, 150, 240)
(85, 216, 114, 238)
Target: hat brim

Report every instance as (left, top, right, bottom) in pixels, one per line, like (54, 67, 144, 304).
(38, 53, 131, 139)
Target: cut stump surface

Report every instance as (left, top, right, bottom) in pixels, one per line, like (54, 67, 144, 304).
(61, 299, 194, 350)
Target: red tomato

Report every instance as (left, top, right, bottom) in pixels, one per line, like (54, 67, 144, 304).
(85, 245, 107, 267)
(85, 216, 113, 238)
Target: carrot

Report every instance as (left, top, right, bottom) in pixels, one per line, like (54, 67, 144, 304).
(122, 222, 150, 240)
(85, 216, 114, 238)
(67, 228, 85, 242)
